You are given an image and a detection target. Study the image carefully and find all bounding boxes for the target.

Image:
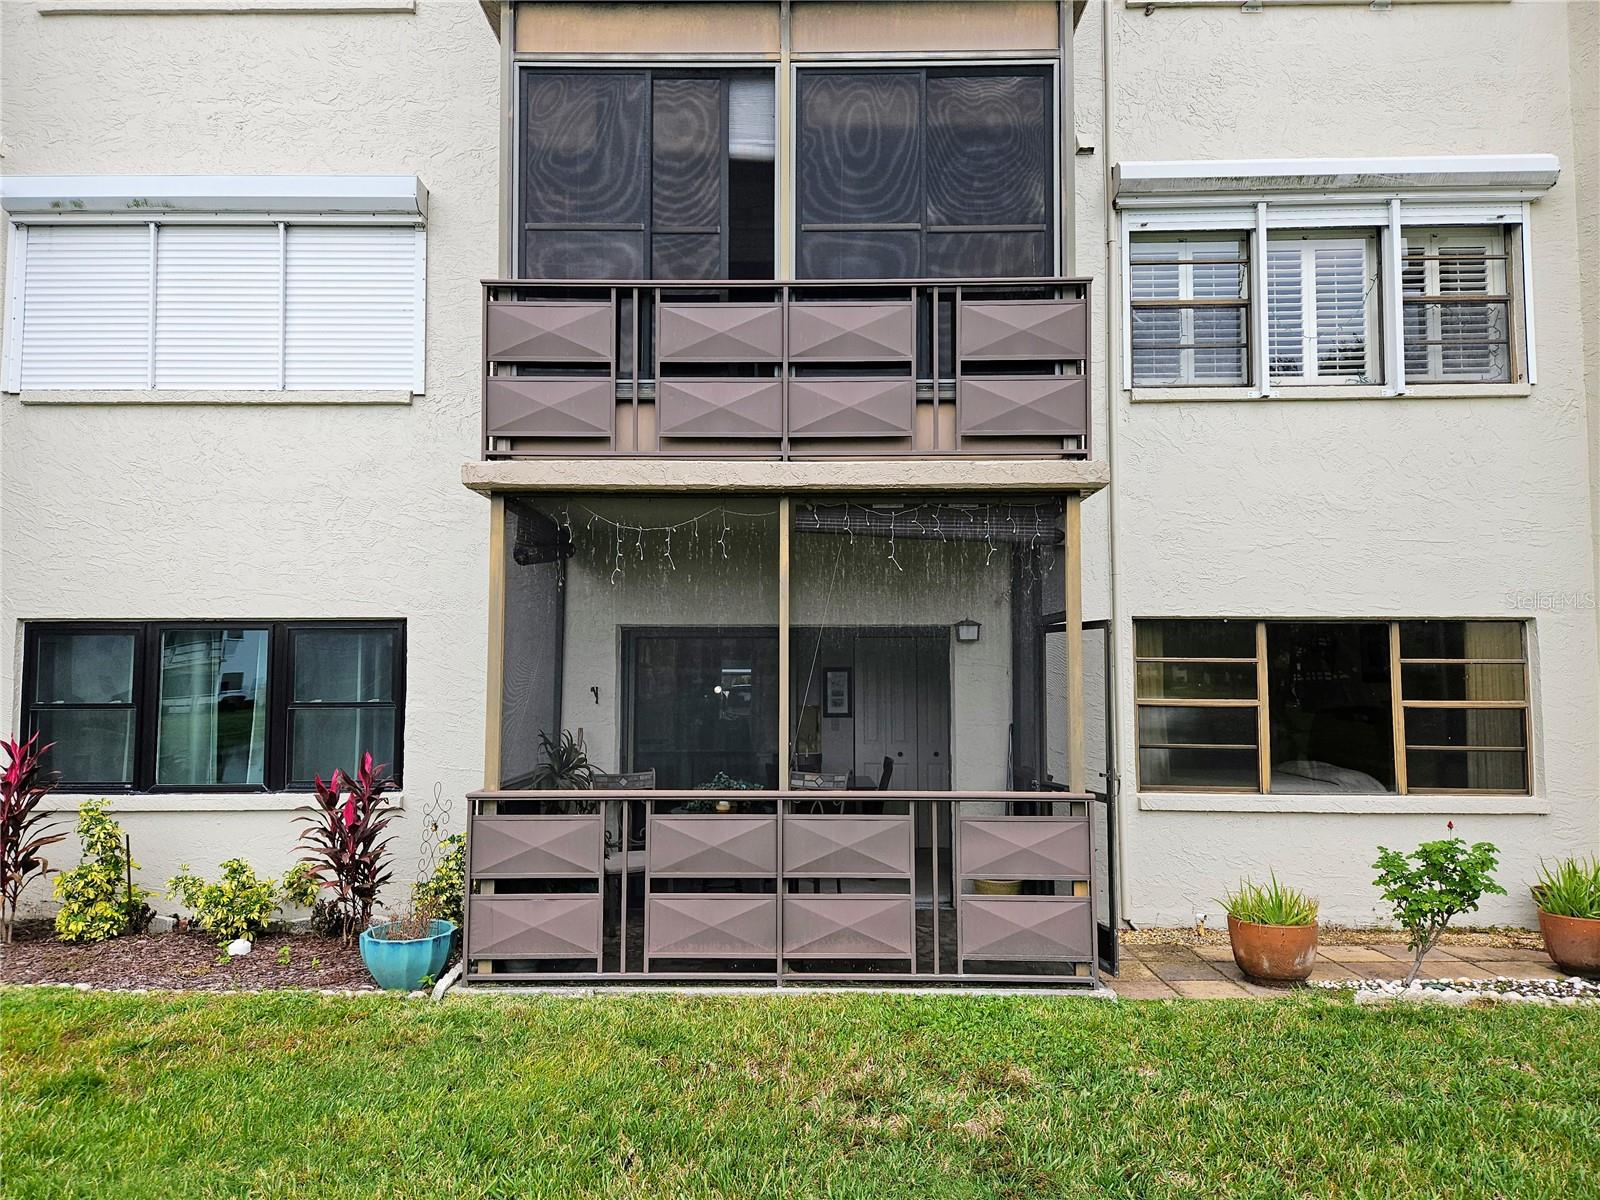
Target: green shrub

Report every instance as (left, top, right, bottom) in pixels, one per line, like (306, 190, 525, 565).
(280, 861, 321, 911)
(1374, 835, 1505, 985)
(166, 859, 281, 944)
(1217, 873, 1318, 927)
(410, 833, 465, 927)
(52, 801, 151, 943)
(1533, 856, 1600, 919)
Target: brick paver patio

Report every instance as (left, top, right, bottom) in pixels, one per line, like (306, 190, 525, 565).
(1107, 941, 1569, 998)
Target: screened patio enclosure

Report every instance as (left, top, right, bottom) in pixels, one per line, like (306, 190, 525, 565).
(467, 491, 1105, 985)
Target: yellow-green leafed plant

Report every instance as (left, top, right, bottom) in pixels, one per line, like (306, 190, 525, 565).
(52, 800, 152, 943)
(1217, 873, 1319, 927)
(1533, 857, 1600, 920)
(167, 859, 281, 945)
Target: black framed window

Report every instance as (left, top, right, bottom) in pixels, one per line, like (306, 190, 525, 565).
(26, 624, 141, 786)
(21, 621, 404, 792)
(797, 67, 1053, 279)
(286, 625, 401, 786)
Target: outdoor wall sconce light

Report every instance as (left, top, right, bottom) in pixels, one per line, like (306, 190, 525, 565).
(955, 619, 982, 644)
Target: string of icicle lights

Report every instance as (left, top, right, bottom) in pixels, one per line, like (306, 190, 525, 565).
(557, 501, 1064, 585)
(561, 504, 777, 585)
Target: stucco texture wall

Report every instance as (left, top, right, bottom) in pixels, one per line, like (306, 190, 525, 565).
(0, 0, 499, 914)
(1080, 0, 1600, 926)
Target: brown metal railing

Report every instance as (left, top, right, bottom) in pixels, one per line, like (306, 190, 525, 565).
(482, 278, 1091, 461)
(462, 790, 1099, 988)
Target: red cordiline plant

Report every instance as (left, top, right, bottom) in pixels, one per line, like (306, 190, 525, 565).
(294, 752, 397, 946)
(1, 734, 66, 944)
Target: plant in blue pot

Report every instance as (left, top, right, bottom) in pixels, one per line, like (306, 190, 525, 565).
(360, 904, 457, 992)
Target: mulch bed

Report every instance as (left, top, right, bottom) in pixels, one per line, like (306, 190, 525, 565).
(0, 919, 375, 992)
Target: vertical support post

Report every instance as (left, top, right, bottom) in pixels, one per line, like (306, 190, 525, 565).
(1389, 622, 1409, 795)
(1255, 621, 1271, 795)
(484, 496, 506, 791)
(778, 495, 792, 786)
(1064, 494, 1085, 794)
(499, 2, 516, 279)
(777, 494, 792, 982)
(1058, 0, 1073, 277)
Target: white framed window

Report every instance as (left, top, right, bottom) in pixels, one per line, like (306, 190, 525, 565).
(1401, 227, 1512, 384)
(1129, 236, 1249, 387)
(5, 219, 425, 393)
(1266, 232, 1380, 386)
(1114, 156, 1555, 397)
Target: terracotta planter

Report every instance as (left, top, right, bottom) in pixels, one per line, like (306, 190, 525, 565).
(1537, 909, 1600, 976)
(973, 879, 1022, 896)
(1227, 914, 1318, 983)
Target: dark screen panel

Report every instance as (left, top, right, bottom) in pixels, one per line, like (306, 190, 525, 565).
(521, 72, 649, 277)
(653, 77, 723, 239)
(926, 73, 1050, 229)
(798, 230, 922, 280)
(523, 231, 646, 281)
(926, 231, 1052, 279)
(653, 233, 722, 280)
(797, 68, 1052, 280)
(797, 72, 922, 228)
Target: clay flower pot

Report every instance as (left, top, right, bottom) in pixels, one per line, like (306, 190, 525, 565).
(1537, 910, 1600, 976)
(1227, 914, 1318, 983)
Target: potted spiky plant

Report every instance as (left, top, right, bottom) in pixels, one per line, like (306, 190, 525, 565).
(1218, 873, 1320, 983)
(1532, 856, 1600, 976)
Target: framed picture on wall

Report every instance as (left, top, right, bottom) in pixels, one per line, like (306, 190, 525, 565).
(823, 667, 852, 718)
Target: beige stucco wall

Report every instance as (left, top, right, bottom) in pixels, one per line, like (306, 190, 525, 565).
(1077, 0, 1600, 926)
(0, 0, 499, 914)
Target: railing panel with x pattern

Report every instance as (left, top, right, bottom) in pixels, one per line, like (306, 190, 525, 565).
(463, 791, 1098, 987)
(482, 279, 1091, 461)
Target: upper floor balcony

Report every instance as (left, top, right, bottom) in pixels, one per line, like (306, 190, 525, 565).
(488, 60, 1091, 462)
(482, 277, 1090, 460)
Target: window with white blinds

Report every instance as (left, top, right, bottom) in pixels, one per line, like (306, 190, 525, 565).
(1129, 236, 1249, 386)
(1122, 207, 1530, 395)
(1266, 234, 1379, 385)
(9, 222, 423, 392)
(1401, 227, 1512, 384)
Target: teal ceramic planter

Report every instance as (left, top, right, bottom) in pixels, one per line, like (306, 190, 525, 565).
(359, 919, 457, 991)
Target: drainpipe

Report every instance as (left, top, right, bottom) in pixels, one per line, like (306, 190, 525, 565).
(1099, 0, 1130, 928)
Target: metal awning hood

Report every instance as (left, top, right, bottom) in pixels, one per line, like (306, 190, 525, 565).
(1114, 155, 1560, 206)
(0, 175, 428, 219)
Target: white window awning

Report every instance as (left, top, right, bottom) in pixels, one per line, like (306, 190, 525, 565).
(1115, 155, 1560, 208)
(0, 175, 428, 220)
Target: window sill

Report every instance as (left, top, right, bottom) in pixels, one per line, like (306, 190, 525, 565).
(1128, 383, 1531, 403)
(39, 792, 407, 814)
(1138, 791, 1547, 815)
(15, 389, 415, 406)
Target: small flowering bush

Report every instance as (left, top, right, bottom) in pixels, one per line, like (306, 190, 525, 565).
(410, 833, 465, 928)
(53, 800, 151, 943)
(167, 859, 281, 945)
(280, 861, 321, 911)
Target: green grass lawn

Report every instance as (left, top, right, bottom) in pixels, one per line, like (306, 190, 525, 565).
(3, 989, 1597, 1200)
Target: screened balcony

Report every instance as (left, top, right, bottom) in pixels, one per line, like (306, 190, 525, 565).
(466, 493, 1109, 986)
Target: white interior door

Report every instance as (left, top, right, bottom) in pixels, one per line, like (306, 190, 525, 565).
(855, 636, 920, 789)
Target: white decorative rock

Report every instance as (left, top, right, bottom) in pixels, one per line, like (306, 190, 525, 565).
(226, 938, 253, 957)
(147, 915, 177, 934)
